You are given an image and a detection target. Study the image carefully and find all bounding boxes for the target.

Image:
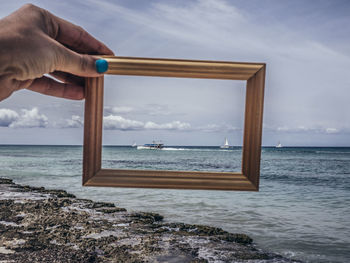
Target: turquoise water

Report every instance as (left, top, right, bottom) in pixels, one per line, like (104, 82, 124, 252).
(0, 145, 349, 262)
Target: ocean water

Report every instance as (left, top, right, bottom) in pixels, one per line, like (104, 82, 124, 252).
(0, 145, 349, 262)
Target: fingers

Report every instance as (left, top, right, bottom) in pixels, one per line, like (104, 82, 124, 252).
(26, 76, 84, 100)
(55, 44, 106, 77)
(50, 71, 84, 86)
(48, 11, 114, 55)
(43, 6, 114, 78)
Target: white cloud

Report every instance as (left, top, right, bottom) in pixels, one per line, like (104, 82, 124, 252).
(196, 124, 240, 132)
(103, 114, 191, 131)
(61, 115, 84, 128)
(103, 115, 144, 130)
(53, 113, 236, 132)
(325, 128, 338, 134)
(198, 124, 222, 132)
(145, 104, 174, 116)
(104, 104, 175, 116)
(9, 108, 48, 128)
(0, 109, 19, 127)
(144, 120, 191, 130)
(104, 106, 134, 114)
(102, 114, 241, 132)
(274, 125, 343, 134)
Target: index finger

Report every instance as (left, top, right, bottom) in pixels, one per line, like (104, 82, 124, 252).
(47, 10, 114, 55)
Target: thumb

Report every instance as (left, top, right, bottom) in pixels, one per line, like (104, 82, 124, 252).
(56, 45, 108, 77)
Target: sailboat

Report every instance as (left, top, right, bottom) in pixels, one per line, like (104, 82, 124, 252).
(276, 141, 282, 148)
(220, 138, 230, 149)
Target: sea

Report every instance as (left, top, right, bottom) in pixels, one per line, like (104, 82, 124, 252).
(0, 145, 349, 263)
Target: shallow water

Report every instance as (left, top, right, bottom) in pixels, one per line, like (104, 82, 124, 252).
(0, 145, 349, 262)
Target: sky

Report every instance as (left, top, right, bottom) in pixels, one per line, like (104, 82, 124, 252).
(0, 0, 349, 146)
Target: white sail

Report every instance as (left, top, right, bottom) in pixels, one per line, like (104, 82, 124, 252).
(224, 138, 229, 146)
(220, 138, 230, 149)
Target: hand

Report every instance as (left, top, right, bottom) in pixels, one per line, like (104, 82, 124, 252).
(0, 4, 114, 101)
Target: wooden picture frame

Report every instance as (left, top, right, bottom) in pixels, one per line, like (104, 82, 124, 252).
(83, 56, 266, 191)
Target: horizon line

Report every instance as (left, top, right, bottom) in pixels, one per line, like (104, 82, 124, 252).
(0, 144, 349, 148)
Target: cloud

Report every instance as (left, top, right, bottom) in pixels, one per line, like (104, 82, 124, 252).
(196, 124, 240, 132)
(274, 125, 344, 135)
(0, 108, 48, 128)
(144, 120, 191, 130)
(9, 108, 48, 128)
(56, 113, 238, 132)
(325, 128, 338, 134)
(60, 115, 84, 128)
(104, 104, 175, 116)
(88, 0, 340, 59)
(103, 115, 144, 130)
(103, 114, 191, 131)
(87, 0, 245, 51)
(104, 106, 134, 114)
(0, 109, 19, 127)
(103, 114, 240, 132)
(88, 0, 350, 135)
(145, 104, 175, 116)
(2, 0, 350, 145)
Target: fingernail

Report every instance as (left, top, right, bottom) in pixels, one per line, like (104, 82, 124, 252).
(95, 59, 108, 73)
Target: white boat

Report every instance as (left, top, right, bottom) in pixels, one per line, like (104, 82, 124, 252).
(137, 141, 164, 150)
(220, 138, 230, 149)
(276, 142, 282, 148)
(131, 141, 137, 147)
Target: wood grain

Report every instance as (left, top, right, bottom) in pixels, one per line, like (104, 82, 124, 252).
(242, 66, 266, 190)
(103, 56, 263, 80)
(84, 169, 256, 191)
(83, 56, 266, 191)
(83, 77, 103, 185)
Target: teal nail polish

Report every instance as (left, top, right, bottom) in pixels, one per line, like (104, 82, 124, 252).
(95, 59, 108, 73)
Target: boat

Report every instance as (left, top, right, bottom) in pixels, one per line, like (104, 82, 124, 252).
(220, 138, 230, 149)
(276, 141, 282, 148)
(137, 141, 164, 150)
(131, 141, 137, 147)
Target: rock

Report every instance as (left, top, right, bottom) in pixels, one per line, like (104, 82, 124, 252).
(0, 177, 298, 262)
(92, 201, 116, 208)
(130, 212, 164, 223)
(0, 178, 13, 184)
(96, 207, 127, 213)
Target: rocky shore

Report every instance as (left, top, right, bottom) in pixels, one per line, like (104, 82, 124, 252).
(0, 178, 298, 262)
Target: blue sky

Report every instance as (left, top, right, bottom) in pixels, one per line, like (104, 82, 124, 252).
(0, 0, 349, 146)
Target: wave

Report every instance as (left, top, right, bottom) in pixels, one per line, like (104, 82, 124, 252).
(162, 147, 238, 152)
(135, 146, 237, 152)
(315, 151, 350, 154)
(162, 147, 187, 151)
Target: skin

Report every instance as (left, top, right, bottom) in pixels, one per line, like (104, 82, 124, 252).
(0, 4, 114, 101)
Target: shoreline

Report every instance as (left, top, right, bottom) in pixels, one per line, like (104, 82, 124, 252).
(0, 178, 297, 262)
